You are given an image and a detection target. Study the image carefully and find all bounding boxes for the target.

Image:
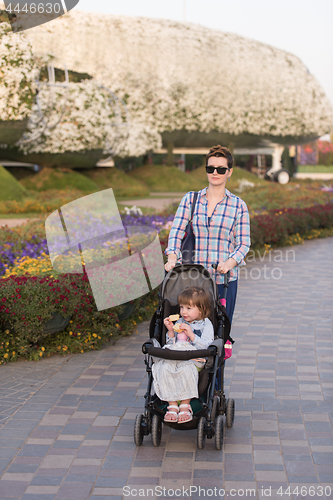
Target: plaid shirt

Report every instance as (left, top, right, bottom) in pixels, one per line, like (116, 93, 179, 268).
(165, 187, 251, 284)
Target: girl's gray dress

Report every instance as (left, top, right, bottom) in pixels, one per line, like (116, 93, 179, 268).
(152, 318, 214, 402)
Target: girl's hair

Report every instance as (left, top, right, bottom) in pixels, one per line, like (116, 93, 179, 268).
(206, 145, 233, 169)
(177, 286, 210, 319)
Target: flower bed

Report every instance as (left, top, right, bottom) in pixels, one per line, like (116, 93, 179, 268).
(0, 213, 173, 278)
(250, 203, 333, 248)
(0, 271, 158, 363)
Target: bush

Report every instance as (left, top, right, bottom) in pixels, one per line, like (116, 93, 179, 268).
(250, 203, 333, 247)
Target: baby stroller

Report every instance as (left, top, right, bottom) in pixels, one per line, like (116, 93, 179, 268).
(134, 263, 235, 450)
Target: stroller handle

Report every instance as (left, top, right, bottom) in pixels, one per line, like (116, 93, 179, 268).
(211, 264, 230, 286)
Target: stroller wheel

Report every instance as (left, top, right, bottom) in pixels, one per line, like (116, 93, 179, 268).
(212, 396, 219, 422)
(215, 415, 224, 450)
(134, 414, 144, 446)
(151, 414, 162, 447)
(197, 417, 206, 449)
(226, 398, 235, 428)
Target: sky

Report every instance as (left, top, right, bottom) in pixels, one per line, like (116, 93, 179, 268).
(74, 0, 333, 107)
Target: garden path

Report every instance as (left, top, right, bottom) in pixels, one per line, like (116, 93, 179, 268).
(0, 237, 332, 499)
(0, 219, 39, 228)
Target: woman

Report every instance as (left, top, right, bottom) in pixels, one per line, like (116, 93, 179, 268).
(164, 144, 251, 327)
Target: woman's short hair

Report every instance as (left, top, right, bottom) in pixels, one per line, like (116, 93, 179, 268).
(178, 286, 210, 319)
(206, 145, 233, 169)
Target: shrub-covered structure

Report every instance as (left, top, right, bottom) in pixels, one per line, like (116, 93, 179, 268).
(25, 11, 333, 149)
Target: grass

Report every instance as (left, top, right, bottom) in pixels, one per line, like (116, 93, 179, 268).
(127, 164, 204, 192)
(0, 165, 28, 202)
(20, 167, 100, 193)
(297, 165, 333, 173)
(82, 167, 149, 197)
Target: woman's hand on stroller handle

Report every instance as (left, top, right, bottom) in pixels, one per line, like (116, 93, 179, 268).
(165, 253, 177, 272)
(165, 261, 177, 272)
(212, 258, 236, 275)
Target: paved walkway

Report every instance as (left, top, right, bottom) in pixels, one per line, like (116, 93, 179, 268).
(0, 237, 332, 499)
(0, 218, 39, 229)
(295, 173, 333, 180)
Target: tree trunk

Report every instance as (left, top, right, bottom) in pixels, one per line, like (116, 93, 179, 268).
(167, 142, 174, 166)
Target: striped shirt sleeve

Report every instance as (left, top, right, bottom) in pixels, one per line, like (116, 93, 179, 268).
(228, 199, 251, 265)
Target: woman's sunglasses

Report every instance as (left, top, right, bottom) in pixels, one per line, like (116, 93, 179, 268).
(205, 165, 230, 175)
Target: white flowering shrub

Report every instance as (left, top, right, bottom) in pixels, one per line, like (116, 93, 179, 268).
(25, 12, 333, 140)
(0, 21, 38, 121)
(110, 122, 162, 158)
(19, 80, 117, 153)
(17, 79, 161, 156)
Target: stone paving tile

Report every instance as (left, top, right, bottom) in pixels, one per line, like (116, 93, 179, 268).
(1, 238, 333, 498)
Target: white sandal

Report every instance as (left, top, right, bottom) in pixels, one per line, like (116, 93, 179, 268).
(178, 404, 193, 424)
(164, 405, 179, 422)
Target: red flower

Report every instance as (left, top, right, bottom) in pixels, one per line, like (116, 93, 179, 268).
(1, 298, 6, 302)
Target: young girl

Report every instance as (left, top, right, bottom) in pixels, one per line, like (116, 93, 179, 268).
(152, 286, 214, 424)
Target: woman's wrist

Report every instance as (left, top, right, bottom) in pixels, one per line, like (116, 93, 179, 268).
(227, 257, 237, 269)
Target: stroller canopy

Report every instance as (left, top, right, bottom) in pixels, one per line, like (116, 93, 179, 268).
(161, 264, 218, 306)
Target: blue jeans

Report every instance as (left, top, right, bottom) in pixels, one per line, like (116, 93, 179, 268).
(217, 279, 238, 323)
(215, 280, 238, 391)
